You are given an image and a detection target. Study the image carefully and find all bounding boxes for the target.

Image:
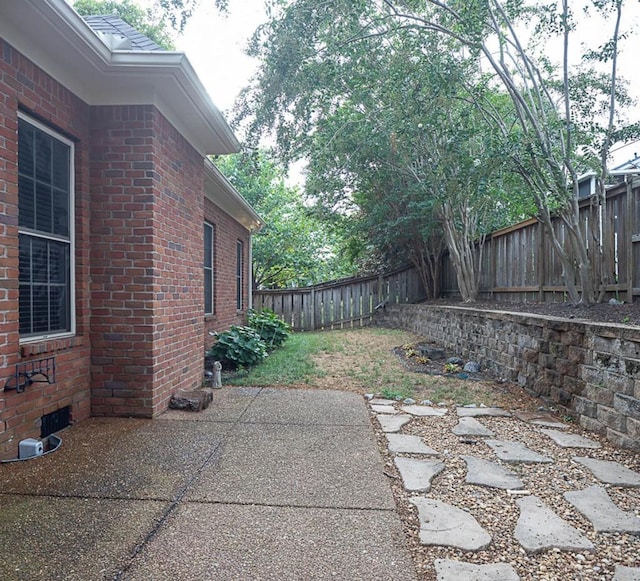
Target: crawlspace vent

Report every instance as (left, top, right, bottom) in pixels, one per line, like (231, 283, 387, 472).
(41, 406, 70, 438)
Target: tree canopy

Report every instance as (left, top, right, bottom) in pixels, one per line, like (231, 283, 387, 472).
(235, 0, 638, 303)
(214, 150, 355, 288)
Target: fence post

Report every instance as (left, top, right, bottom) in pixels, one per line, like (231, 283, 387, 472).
(538, 220, 545, 302)
(626, 179, 634, 302)
(310, 287, 316, 331)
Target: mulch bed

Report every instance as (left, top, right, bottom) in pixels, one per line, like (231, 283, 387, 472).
(422, 298, 640, 326)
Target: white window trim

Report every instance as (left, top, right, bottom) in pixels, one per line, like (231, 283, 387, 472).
(18, 112, 76, 343)
(204, 221, 215, 316)
(236, 239, 244, 311)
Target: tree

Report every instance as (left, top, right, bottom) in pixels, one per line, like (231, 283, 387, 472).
(73, 0, 176, 50)
(214, 150, 355, 288)
(236, 1, 531, 301)
(239, 0, 638, 304)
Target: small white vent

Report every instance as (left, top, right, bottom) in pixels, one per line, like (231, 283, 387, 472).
(96, 31, 133, 50)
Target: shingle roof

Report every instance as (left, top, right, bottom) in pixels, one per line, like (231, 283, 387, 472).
(83, 14, 164, 51)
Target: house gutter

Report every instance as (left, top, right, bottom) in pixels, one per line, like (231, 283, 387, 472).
(0, 0, 239, 155)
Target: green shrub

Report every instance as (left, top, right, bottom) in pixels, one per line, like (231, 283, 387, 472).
(247, 309, 291, 351)
(207, 325, 267, 370)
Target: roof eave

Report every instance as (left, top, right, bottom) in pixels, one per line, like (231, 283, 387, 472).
(0, 0, 239, 156)
(204, 159, 265, 232)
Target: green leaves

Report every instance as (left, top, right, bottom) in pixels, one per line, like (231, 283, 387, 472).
(248, 308, 291, 350)
(207, 326, 267, 370)
(215, 150, 355, 288)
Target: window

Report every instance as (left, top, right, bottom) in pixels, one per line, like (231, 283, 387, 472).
(204, 222, 214, 315)
(18, 115, 74, 340)
(236, 240, 244, 310)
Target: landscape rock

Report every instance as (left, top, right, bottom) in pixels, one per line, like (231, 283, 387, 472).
(613, 565, 640, 580)
(514, 411, 569, 429)
(434, 559, 520, 581)
(169, 389, 213, 412)
(447, 357, 464, 366)
(457, 407, 511, 418)
(401, 405, 448, 417)
(485, 440, 553, 464)
(394, 457, 445, 491)
(462, 455, 524, 490)
(386, 434, 439, 455)
(377, 414, 412, 433)
(564, 485, 640, 533)
(403, 398, 416, 405)
(452, 417, 495, 437)
(572, 457, 640, 487)
(421, 346, 445, 360)
(463, 361, 481, 373)
(409, 497, 492, 551)
(514, 495, 594, 553)
(371, 405, 397, 414)
(540, 428, 601, 449)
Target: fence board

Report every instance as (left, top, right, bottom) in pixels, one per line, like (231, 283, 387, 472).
(254, 266, 427, 331)
(442, 178, 640, 303)
(254, 179, 639, 329)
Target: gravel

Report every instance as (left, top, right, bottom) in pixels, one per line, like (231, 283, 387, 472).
(370, 401, 640, 581)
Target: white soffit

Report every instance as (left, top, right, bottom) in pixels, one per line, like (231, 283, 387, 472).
(0, 0, 239, 156)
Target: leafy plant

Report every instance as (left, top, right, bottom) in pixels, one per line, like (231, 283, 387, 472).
(247, 308, 291, 350)
(443, 362, 462, 374)
(207, 325, 267, 370)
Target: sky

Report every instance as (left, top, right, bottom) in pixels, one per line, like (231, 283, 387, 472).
(175, 1, 266, 114)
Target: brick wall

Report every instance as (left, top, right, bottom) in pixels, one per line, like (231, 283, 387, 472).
(379, 304, 640, 451)
(203, 197, 251, 352)
(89, 105, 207, 417)
(0, 39, 252, 459)
(0, 40, 92, 460)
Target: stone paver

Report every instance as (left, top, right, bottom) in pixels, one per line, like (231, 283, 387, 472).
(614, 565, 640, 580)
(514, 411, 569, 429)
(410, 498, 492, 551)
(394, 457, 445, 491)
(401, 405, 448, 417)
(540, 428, 601, 449)
(485, 439, 553, 464)
(462, 455, 524, 490)
(377, 414, 412, 433)
(371, 404, 397, 414)
(564, 486, 640, 533)
(386, 434, 439, 455)
(457, 407, 511, 417)
(514, 496, 595, 553)
(434, 559, 520, 581)
(369, 398, 397, 405)
(573, 457, 640, 487)
(452, 417, 495, 437)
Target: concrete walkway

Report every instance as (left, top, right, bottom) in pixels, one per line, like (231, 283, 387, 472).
(0, 388, 416, 581)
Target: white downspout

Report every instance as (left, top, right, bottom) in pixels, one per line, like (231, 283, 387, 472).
(248, 233, 254, 310)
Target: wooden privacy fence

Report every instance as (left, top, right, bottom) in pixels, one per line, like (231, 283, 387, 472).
(441, 176, 640, 302)
(253, 266, 426, 331)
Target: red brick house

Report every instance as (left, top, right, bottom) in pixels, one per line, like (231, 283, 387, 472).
(0, 0, 263, 460)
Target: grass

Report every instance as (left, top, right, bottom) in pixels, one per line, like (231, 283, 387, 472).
(224, 327, 510, 407)
(224, 331, 335, 386)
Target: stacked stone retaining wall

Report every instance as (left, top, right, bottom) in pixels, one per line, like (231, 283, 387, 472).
(379, 304, 640, 451)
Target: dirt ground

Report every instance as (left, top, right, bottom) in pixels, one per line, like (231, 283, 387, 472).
(308, 328, 545, 412)
(427, 297, 640, 326)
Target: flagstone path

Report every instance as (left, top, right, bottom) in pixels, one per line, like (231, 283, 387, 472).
(366, 398, 640, 581)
